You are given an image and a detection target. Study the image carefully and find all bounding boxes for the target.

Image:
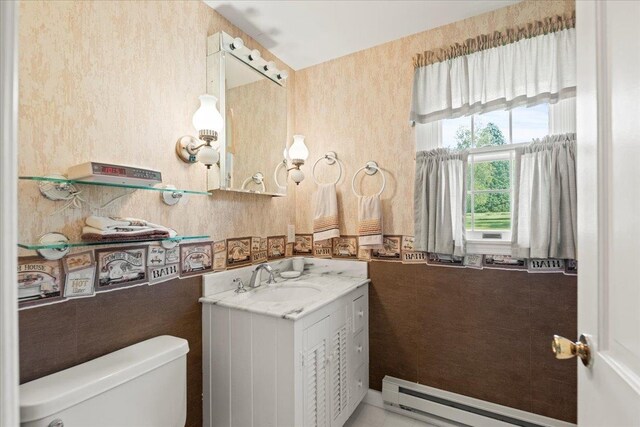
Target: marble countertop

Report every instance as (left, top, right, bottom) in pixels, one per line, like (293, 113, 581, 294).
(199, 271, 369, 320)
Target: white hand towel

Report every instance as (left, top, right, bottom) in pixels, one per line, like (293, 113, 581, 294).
(313, 183, 340, 242)
(357, 195, 383, 248)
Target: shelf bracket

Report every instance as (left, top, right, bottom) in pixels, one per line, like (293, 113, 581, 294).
(35, 232, 70, 260)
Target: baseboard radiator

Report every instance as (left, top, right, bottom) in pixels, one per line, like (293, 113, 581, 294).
(381, 376, 575, 427)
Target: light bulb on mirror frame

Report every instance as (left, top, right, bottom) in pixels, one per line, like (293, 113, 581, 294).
(249, 49, 261, 61)
(263, 61, 276, 72)
(277, 70, 289, 80)
(230, 37, 244, 50)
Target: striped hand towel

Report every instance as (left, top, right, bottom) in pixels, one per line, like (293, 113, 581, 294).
(313, 183, 340, 242)
(358, 195, 383, 248)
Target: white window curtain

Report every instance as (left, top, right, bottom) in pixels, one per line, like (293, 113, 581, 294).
(549, 97, 576, 135)
(410, 28, 576, 124)
(511, 133, 577, 259)
(415, 121, 440, 152)
(414, 149, 468, 255)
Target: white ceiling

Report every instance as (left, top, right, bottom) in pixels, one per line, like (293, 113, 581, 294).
(205, 0, 521, 70)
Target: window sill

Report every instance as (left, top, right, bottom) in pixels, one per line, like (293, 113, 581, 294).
(466, 239, 511, 256)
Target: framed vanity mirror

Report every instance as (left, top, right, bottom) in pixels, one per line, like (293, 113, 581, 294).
(206, 32, 288, 196)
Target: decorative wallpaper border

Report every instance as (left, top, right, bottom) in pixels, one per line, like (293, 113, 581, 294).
(17, 233, 577, 310)
(306, 234, 576, 276)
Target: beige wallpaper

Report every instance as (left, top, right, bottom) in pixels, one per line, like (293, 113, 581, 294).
(18, 0, 296, 252)
(19, 0, 575, 252)
(293, 0, 575, 236)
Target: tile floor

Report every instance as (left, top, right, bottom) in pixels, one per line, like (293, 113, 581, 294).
(345, 403, 436, 427)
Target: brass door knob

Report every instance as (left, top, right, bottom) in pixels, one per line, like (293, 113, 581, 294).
(552, 334, 592, 367)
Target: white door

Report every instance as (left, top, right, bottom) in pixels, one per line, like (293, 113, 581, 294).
(0, 1, 20, 426)
(569, 1, 640, 425)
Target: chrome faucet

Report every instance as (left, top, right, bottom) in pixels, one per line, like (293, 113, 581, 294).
(249, 263, 276, 288)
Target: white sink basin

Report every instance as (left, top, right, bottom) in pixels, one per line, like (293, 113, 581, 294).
(249, 285, 321, 302)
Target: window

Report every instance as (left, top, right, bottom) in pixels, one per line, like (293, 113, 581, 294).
(441, 104, 549, 150)
(441, 104, 550, 241)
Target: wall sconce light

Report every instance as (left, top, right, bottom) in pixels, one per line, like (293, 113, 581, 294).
(286, 134, 309, 185)
(175, 94, 224, 169)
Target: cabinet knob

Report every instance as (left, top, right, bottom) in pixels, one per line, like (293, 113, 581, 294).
(357, 310, 364, 318)
(357, 380, 363, 388)
(356, 345, 362, 353)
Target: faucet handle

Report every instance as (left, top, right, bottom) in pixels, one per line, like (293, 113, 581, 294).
(233, 278, 247, 293)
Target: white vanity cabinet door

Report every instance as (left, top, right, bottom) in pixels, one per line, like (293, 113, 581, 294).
(303, 315, 330, 427)
(302, 305, 351, 427)
(327, 307, 349, 427)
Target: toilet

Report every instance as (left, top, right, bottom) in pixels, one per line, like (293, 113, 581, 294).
(20, 335, 189, 427)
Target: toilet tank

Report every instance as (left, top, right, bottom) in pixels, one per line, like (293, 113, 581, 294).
(20, 335, 189, 427)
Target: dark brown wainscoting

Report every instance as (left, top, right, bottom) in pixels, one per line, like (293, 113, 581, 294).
(19, 276, 203, 427)
(368, 261, 577, 424)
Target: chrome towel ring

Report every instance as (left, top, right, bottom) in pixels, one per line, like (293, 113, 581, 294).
(312, 151, 343, 185)
(352, 161, 385, 197)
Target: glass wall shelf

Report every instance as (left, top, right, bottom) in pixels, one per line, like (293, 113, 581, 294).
(18, 234, 210, 250)
(19, 176, 211, 196)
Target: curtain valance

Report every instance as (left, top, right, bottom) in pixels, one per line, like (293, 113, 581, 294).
(410, 15, 576, 124)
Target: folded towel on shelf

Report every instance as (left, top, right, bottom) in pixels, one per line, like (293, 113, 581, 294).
(357, 195, 383, 249)
(81, 216, 176, 242)
(85, 216, 150, 230)
(313, 183, 340, 242)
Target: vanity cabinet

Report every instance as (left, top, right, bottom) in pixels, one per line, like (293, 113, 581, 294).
(202, 283, 369, 427)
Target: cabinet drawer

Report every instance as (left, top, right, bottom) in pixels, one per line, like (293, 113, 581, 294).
(352, 295, 366, 333)
(352, 330, 366, 369)
(350, 363, 368, 408)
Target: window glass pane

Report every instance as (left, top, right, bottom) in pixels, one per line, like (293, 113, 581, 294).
(465, 193, 473, 230)
(475, 110, 509, 147)
(472, 160, 511, 190)
(472, 193, 511, 230)
(512, 103, 549, 143)
(441, 116, 472, 149)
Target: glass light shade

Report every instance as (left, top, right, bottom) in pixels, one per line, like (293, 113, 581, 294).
(198, 145, 219, 167)
(290, 168, 305, 184)
(192, 95, 223, 133)
(288, 135, 309, 161)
